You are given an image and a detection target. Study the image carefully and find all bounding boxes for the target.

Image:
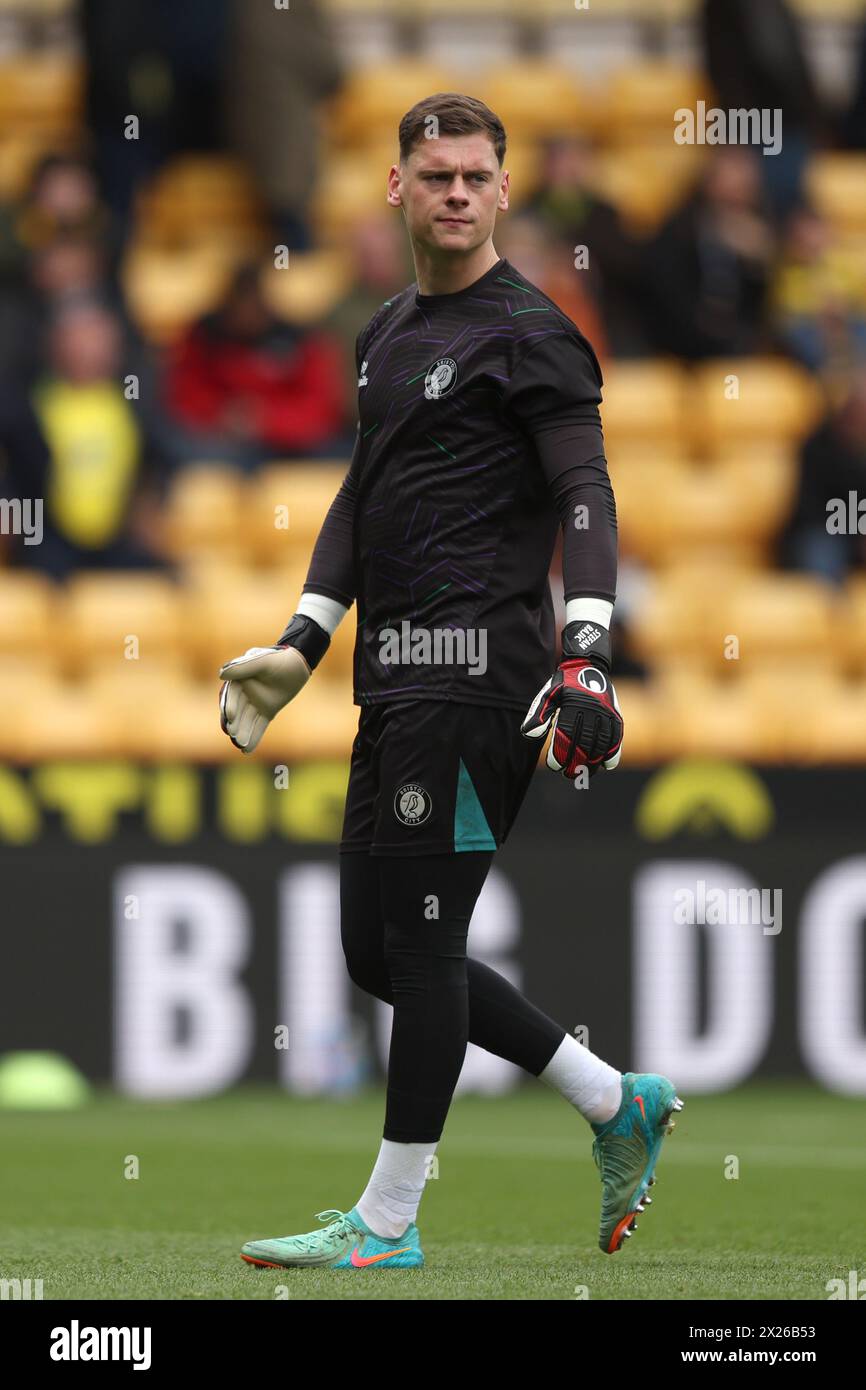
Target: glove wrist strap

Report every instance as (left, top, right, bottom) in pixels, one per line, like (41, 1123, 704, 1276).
(561, 620, 611, 671)
(274, 613, 331, 670)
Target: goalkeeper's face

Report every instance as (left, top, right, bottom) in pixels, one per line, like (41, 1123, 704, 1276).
(389, 133, 508, 256)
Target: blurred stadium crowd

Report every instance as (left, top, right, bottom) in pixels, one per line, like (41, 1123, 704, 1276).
(1, 0, 866, 763)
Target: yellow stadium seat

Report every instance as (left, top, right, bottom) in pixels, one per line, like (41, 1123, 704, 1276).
(123, 678, 229, 762)
(164, 465, 250, 564)
(631, 577, 712, 665)
(324, 64, 456, 148)
(0, 0, 76, 12)
(532, 0, 699, 13)
(243, 462, 346, 563)
(665, 675, 789, 761)
(11, 682, 120, 761)
(477, 63, 589, 140)
(805, 680, 866, 763)
(121, 245, 237, 344)
(632, 562, 757, 665)
(658, 462, 787, 561)
(792, 0, 865, 13)
(260, 675, 357, 761)
(82, 651, 189, 684)
(69, 670, 290, 761)
(313, 155, 385, 241)
(406, 0, 524, 12)
(687, 358, 824, 452)
(608, 456, 689, 564)
(259, 557, 311, 595)
(655, 0, 701, 15)
(698, 573, 838, 670)
(736, 666, 863, 764)
(607, 444, 693, 475)
(737, 661, 845, 705)
(177, 554, 254, 592)
(261, 249, 353, 325)
(602, 63, 708, 145)
(807, 154, 866, 232)
(192, 565, 356, 681)
(840, 574, 866, 675)
(321, 0, 400, 9)
(601, 360, 687, 446)
(0, 57, 82, 134)
(59, 573, 185, 677)
(709, 446, 799, 533)
(665, 464, 744, 539)
(0, 651, 59, 680)
(79, 665, 192, 758)
(187, 573, 313, 678)
(0, 571, 56, 660)
(312, 144, 401, 241)
(593, 144, 705, 233)
(665, 539, 768, 570)
(604, 677, 673, 764)
(143, 670, 356, 762)
(133, 156, 265, 249)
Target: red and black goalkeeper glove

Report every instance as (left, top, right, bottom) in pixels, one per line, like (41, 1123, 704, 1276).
(520, 620, 624, 780)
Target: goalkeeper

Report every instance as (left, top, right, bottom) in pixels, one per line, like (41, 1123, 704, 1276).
(220, 93, 682, 1269)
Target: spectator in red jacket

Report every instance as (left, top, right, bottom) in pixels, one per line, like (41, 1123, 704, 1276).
(161, 261, 348, 469)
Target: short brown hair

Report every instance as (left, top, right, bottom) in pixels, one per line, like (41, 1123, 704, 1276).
(398, 93, 506, 167)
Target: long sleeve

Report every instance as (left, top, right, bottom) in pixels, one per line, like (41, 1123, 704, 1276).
(501, 330, 617, 604)
(301, 426, 360, 607)
(544, 440, 618, 602)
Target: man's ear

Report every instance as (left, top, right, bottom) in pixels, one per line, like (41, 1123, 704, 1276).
(498, 168, 510, 212)
(387, 164, 402, 208)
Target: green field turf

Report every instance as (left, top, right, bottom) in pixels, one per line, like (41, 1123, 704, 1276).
(1, 1082, 863, 1301)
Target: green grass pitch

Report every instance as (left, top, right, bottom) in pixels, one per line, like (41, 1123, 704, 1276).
(2, 1082, 863, 1301)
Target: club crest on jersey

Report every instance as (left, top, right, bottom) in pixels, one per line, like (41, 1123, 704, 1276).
(424, 357, 458, 399)
(577, 666, 608, 694)
(394, 783, 433, 825)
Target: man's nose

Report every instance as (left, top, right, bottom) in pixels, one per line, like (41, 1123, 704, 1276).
(446, 179, 470, 201)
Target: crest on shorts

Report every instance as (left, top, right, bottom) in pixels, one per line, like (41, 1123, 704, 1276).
(394, 783, 432, 825)
(424, 358, 457, 399)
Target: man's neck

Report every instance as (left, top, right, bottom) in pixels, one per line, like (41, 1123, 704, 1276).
(412, 242, 500, 297)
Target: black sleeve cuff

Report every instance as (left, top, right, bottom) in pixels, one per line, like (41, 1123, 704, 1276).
(561, 620, 611, 671)
(274, 613, 331, 670)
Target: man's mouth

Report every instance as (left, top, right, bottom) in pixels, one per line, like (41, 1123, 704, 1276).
(438, 217, 470, 225)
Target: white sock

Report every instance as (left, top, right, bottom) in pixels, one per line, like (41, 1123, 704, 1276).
(539, 1033, 623, 1125)
(355, 1139, 438, 1239)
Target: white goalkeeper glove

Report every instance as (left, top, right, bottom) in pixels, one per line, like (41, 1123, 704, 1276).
(218, 613, 330, 754)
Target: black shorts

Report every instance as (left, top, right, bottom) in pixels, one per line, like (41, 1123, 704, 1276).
(340, 699, 542, 856)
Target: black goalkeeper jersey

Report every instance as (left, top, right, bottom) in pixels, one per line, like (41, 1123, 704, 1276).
(306, 254, 614, 711)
